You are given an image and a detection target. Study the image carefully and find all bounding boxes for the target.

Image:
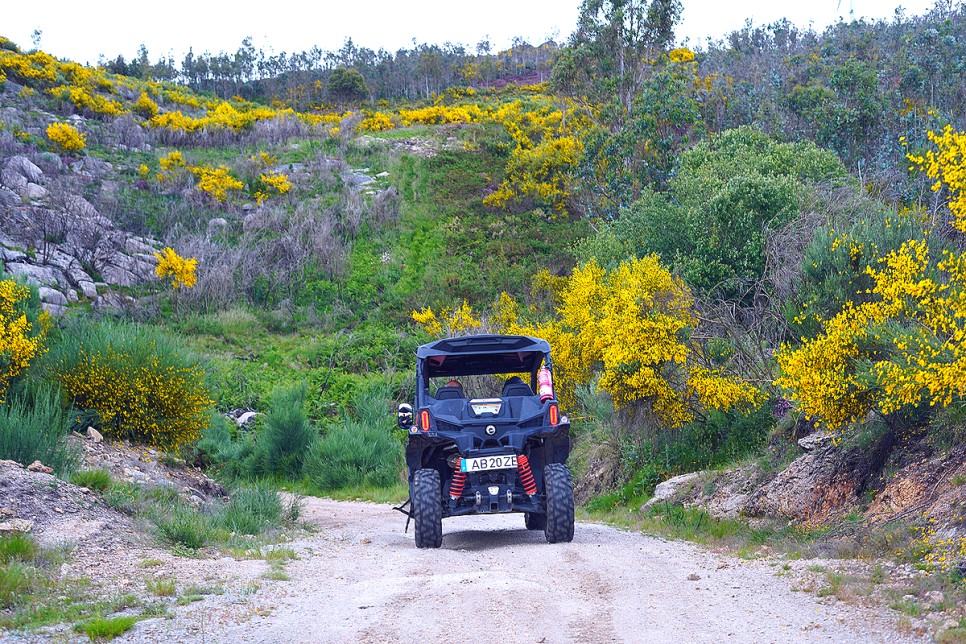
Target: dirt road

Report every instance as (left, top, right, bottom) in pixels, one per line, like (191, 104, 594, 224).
(127, 498, 906, 643)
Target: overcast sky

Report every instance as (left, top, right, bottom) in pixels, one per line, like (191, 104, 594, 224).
(1, 0, 940, 65)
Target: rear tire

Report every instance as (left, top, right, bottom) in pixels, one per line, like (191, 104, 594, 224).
(544, 463, 574, 544)
(413, 468, 443, 548)
(524, 512, 546, 531)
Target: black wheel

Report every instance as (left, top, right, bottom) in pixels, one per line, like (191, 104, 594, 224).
(524, 512, 546, 531)
(413, 468, 443, 548)
(544, 463, 574, 544)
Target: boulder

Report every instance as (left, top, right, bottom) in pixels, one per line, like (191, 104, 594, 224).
(208, 217, 229, 234)
(26, 460, 53, 474)
(642, 471, 706, 510)
(0, 246, 27, 263)
(5, 155, 43, 183)
(86, 426, 103, 443)
(0, 186, 20, 207)
(0, 519, 33, 534)
(1, 167, 27, 192)
(37, 286, 68, 306)
(76, 280, 98, 299)
(64, 195, 99, 218)
(25, 183, 47, 200)
(5, 262, 68, 288)
(798, 431, 831, 452)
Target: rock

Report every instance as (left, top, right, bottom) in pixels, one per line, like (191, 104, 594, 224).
(0, 519, 34, 534)
(41, 302, 67, 317)
(25, 182, 48, 200)
(93, 292, 136, 310)
(5, 262, 68, 288)
(74, 158, 113, 177)
(798, 432, 830, 452)
(925, 590, 945, 605)
(642, 471, 705, 510)
(38, 286, 68, 306)
(0, 186, 20, 206)
(243, 212, 264, 232)
(87, 427, 104, 443)
(64, 195, 100, 218)
(235, 411, 259, 427)
(77, 280, 98, 299)
(687, 573, 702, 581)
(376, 171, 390, 177)
(0, 246, 27, 263)
(1, 167, 28, 192)
(5, 155, 43, 183)
(26, 460, 53, 474)
(208, 217, 229, 233)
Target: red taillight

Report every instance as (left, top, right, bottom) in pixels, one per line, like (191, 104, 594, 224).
(549, 404, 559, 426)
(419, 409, 431, 432)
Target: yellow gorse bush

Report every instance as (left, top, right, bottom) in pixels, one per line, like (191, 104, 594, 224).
(51, 332, 213, 450)
(254, 171, 291, 204)
(777, 238, 966, 426)
(0, 279, 49, 402)
(907, 125, 966, 233)
(190, 164, 243, 203)
(46, 121, 86, 153)
(412, 300, 484, 337)
(133, 92, 159, 119)
(497, 257, 758, 424)
(154, 247, 198, 289)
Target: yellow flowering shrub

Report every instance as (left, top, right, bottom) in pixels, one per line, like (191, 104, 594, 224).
(359, 111, 395, 132)
(48, 322, 213, 449)
(0, 279, 49, 402)
(190, 165, 243, 203)
(412, 300, 484, 337)
(777, 238, 966, 426)
(46, 121, 86, 153)
(132, 92, 159, 119)
(253, 171, 291, 204)
(154, 247, 198, 289)
(48, 85, 124, 116)
(907, 125, 966, 233)
(498, 258, 759, 424)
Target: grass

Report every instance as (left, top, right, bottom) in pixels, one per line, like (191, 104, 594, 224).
(70, 469, 113, 492)
(145, 577, 176, 597)
(75, 615, 138, 640)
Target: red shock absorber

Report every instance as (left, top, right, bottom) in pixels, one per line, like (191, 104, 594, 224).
(517, 454, 537, 496)
(449, 459, 467, 500)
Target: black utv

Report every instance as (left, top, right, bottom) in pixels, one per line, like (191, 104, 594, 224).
(396, 334, 574, 548)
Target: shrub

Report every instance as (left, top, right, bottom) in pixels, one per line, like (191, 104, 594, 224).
(133, 92, 159, 119)
(69, 468, 113, 492)
(250, 383, 317, 479)
(154, 505, 212, 549)
(0, 533, 37, 563)
(43, 320, 213, 449)
(0, 562, 33, 608)
(304, 381, 403, 491)
(304, 420, 402, 491)
(0, 277, 49, 402)
(0, 387, 77, 475)
(214, 485, 283, 534)
(76, 616, 138, 640)
(154, 246, 198, 289)
(45, 121, 85, 153)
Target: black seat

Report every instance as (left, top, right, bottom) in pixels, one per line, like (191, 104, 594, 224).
(435, 385, 466, 400)
(502, 377, 534, 397)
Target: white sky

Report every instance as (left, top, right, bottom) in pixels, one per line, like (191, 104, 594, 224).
(1, 0, 941, 66)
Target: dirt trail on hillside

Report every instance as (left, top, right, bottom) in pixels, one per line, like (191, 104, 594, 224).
(125, 498, 908, 644)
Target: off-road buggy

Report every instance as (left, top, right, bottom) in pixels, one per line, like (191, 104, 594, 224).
(395, 334, 574, 548)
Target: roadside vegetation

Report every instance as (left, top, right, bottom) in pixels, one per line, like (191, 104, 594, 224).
(2, 0, 966, 637)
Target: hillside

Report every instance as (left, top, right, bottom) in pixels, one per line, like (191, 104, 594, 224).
(2, 1, 966, 638)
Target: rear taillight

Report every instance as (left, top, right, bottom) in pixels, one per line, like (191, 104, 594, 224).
(549, 404, 559, 426)
(419, 409, 431, 432)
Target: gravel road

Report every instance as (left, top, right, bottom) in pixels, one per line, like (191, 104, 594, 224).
(127, 498, 908, 643)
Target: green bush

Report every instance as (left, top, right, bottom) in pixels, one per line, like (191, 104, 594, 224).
(581, 126, 850, 297)
(154, 506, 213, 550)
(0, 387, 77, 475)
(250, 383, 317, 479)
(41, 319, 213, 450)
(69, 469, 113, 492)
(214, 485, 283, 535)
(304, 380, 403, 491)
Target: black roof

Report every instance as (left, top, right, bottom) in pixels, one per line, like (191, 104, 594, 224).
(416, 335, 550, 378)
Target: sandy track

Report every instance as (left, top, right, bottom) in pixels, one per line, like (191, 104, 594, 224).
(127, 498, 907, 643)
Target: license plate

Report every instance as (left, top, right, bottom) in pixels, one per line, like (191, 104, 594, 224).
(461, 455, 517, 472)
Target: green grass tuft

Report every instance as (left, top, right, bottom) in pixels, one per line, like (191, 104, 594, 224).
(76, 615, 138, 640)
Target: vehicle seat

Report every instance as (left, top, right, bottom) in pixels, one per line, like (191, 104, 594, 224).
(502, 378, 535, 397)
(435, 385, 466, 400)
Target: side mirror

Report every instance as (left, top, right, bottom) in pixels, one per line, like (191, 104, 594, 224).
(397, 403, 413, 430)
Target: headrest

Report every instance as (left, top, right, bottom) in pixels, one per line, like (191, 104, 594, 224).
(435, 385, 465, 400)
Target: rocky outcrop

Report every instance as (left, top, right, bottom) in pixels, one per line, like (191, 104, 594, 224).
(0, 152, 160, 314)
